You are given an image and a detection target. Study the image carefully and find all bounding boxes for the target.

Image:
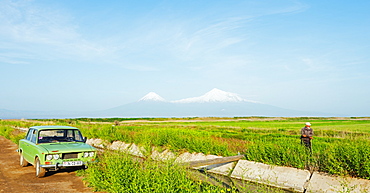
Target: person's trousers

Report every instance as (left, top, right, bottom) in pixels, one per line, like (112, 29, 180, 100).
(301, 137, 311, 149)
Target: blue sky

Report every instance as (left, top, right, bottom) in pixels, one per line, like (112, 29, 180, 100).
(0, 0, 369, 116)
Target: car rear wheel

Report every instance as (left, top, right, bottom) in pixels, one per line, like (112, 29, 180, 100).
(35, 157, 46, 178)
(20, 152, 29, 167)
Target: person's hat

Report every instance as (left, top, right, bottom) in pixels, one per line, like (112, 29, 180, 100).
(305, 122, 311, 126)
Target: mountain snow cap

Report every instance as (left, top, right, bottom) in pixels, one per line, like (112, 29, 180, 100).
(138, 92, 166, 102)
(172, 88, 254, 103)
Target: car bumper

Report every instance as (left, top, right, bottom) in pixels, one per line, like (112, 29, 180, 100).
(41, 160, 97, 170)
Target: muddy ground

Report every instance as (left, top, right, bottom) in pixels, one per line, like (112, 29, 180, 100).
(0, 136, 98, 193)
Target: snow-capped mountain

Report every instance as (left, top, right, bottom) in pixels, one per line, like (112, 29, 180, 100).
(100, 88, 330, 117)
(137, 88, 254, 103)
(172, 88, 256, 103)
(138, 92, 166, 102)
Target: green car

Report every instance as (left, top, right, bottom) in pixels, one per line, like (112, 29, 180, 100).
(18, 126, 97, 178)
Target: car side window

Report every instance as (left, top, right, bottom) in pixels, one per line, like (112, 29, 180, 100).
(30, 130, 37, 143)
(74, 130, 83, 141)
(66, 130, 83, 142)
(66, 130, 73, 138)
(26, 129, 33, 141)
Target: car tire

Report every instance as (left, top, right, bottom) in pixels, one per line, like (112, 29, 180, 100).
(35, 157, 46, 178)
(20, 152, 29, 167)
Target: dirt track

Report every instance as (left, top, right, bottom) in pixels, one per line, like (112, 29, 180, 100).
(0, 136, 96, 193)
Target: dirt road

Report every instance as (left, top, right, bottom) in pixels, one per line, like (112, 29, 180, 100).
(0, 136, 96, 193)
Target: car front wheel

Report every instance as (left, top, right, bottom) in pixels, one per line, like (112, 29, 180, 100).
(35, 157, 46, 178)
(20, 152, 29, 167)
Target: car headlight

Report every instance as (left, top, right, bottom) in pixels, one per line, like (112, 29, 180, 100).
(89, 152, 95, 157)
(53, 154, 60, 160)
(84, 152, 89, 158)
(46, 154, 53, 160)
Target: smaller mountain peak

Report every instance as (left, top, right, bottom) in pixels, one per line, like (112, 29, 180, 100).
(138, 92, 166, 102)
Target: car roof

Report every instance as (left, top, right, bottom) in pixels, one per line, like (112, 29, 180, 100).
(30, 126, 79, 130)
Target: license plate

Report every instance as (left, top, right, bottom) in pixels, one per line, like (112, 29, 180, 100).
(63, 161, 83, 166)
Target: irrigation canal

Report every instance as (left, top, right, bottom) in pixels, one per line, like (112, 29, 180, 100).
(189, 169, 293, 193)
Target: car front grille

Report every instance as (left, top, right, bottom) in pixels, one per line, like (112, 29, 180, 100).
(62, 153, 78, 159)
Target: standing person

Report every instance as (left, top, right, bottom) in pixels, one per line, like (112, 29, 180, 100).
(301, 122, 314, 150)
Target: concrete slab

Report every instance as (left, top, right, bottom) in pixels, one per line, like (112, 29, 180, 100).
(151, 149, 176, 161)
(231, 160, 310, 192)
(127, 143, 145, 158)
(306, 172, 370, 193)
(86, 138, 107, 148)
(206, 162, 236, 176)
(175, 152, 218, 163)
(191, 152, 208, 161)
(175, 152, 193, 163)
(108, 141, 130, 151)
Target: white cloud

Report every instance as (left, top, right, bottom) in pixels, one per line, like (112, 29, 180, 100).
(0, 0, 113, 65)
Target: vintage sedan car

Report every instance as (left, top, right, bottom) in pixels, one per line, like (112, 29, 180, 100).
(18, 126, 97, 177)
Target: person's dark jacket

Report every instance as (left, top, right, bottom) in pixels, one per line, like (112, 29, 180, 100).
(301, 126, 313, 138)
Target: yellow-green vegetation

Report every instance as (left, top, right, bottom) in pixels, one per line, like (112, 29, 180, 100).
(0, 120, 28, 143)
(81, 151, 243, 193)
(1, 117, 370, 192)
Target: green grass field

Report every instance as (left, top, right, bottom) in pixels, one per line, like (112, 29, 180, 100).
(1, 117, 370, 192)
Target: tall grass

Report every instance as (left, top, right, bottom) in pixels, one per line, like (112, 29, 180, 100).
(82, 151, 240, 193)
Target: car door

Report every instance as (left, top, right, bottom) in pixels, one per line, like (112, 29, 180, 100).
(21, 128, 34, 163)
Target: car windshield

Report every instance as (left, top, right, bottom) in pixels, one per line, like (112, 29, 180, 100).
(37, 129, 84, 143)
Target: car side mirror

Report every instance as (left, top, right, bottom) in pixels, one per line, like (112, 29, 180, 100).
(83, 137, 87, 143)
